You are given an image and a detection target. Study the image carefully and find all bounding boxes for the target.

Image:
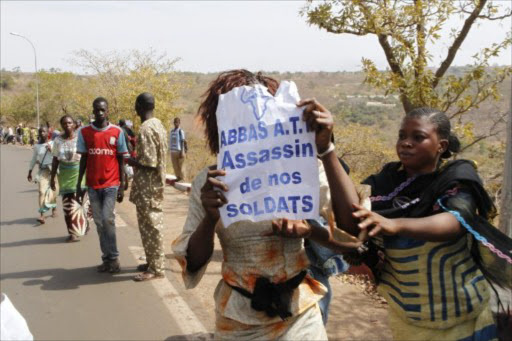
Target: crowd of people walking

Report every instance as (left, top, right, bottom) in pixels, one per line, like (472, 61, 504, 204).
(6, 69, 511, 340)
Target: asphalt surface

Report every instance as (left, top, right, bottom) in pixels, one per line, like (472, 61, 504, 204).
(0, 144, 183, 340)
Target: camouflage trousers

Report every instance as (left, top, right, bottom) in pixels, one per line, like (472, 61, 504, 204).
(136, 204, 165, 276)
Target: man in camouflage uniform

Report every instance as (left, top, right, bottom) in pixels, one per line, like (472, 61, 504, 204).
(127, 92, 168, 281)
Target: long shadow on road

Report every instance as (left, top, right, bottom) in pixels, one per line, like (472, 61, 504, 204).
(1, 217, 41, 227)
(0, 266, 139, 291)
(0, 236, 65, 247)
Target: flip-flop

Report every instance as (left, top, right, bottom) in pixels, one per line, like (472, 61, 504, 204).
(65, 235, 80, 243)
(133, 272, 164, 282)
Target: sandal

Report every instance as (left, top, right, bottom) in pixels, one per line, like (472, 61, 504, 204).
(136, 263, 149, 272)
(133, 271, 164, 282)
(65, 235, 80, 243)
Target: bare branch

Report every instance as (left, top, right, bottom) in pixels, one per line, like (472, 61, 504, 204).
(433, 0, 488, 88)
(461, 9, 512, 21)
(377, 34, 414, 112)
(476, 13, 512, 20)
(323, 26, 369, 36)
(460, 130, 502, 153)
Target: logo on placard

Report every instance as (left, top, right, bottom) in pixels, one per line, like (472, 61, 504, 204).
(240, 87, 274, 121)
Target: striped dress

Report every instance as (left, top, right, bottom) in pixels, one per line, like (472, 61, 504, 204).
(378, 234, 497, 340)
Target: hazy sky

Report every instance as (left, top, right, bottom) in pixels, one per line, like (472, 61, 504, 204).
(1, 1, 511, 74)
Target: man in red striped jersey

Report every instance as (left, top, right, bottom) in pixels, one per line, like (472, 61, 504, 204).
(76, 97, 129, 273)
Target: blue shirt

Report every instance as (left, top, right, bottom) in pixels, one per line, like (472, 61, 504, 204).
(169, 128, 185, 151)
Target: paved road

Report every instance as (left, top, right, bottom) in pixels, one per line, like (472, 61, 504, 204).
(0, 145, 188, 340)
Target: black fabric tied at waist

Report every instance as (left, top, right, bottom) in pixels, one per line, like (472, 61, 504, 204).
(227, 270, 307, 321)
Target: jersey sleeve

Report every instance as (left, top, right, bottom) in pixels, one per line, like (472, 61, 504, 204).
(116, 129, 129, 155)
(76, 129, 87, 154)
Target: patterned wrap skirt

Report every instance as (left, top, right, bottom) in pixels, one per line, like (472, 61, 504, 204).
(61, 193, 91, 236)
(58, 162, 90, 236)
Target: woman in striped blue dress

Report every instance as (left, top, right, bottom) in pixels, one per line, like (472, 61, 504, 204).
(302, 104, 511, 340)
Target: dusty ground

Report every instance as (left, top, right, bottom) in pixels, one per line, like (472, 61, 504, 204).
(120, 183, 392, 340)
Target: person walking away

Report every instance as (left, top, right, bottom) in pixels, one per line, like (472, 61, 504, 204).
(27, 126, 58, 224)
(16, 124, 24, 145)
(119, 119, 136, 154)
(169, 117, 186, 181)
(127, 93, 167, 281)
(50, 115, 91, 242)
(76, 97, 128, 273)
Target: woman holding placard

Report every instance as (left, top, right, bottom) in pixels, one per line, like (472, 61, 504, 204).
(172, 69, 363, 340)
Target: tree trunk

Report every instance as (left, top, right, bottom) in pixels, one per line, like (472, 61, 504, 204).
(499, 96, 512, 237)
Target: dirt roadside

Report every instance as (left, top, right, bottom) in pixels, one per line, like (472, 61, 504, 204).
(117, 184, 392, 340)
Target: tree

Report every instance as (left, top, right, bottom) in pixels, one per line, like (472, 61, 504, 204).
(37, 71, 94, 125)
(0, 91, 38, 126)
(333, 123, 395, 183)
(303, 0, 511, 117)
(1, 74, 15, 90)
(303, 0, 512, 231)
(71, 48, 183, 129)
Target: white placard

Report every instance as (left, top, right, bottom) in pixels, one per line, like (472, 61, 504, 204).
(216, 81, 320, 227)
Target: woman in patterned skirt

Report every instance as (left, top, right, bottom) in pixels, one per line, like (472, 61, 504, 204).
(50, 115, 90, 242)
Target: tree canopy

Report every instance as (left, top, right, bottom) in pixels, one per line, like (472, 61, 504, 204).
(303, 0, 511, 116)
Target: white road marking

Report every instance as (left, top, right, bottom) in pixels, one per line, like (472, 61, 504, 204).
(127, 245, 208, 334)
(117, 206, 207, 334)
(117, 208, 207, 334)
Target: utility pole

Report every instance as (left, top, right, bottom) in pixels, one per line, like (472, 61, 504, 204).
(10, 32, 40, 128)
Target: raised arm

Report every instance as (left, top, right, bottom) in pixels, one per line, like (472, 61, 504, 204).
(298, 98, 360, 236)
